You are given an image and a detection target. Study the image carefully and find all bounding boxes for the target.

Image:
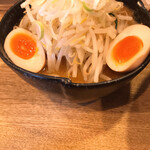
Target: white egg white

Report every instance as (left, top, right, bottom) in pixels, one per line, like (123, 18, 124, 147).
(4, 28, 45, 73)
(106, 24, 150, 72)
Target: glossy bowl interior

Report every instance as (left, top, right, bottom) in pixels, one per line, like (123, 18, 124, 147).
(0, 0, 150, 101)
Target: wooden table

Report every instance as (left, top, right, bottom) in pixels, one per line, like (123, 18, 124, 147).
(0, 1, 150, 150)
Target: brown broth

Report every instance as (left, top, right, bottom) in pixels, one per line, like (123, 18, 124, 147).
(121, 6, 136, 25)
(40, 57, 126, 83)
(41, 57, 86, 83)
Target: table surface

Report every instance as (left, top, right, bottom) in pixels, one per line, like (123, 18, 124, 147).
(0, 1, 150, 150)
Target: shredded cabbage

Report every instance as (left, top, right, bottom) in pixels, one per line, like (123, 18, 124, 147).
(20, 0, 134, 83)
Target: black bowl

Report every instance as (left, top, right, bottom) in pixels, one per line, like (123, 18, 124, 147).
(0, 0, 150, 101)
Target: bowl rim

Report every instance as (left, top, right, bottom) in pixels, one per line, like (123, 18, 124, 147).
(0, 0, 150, 87)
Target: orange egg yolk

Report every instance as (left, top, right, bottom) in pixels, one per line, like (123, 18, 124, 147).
(10, 33, 36, 59)
(112, 36, 143, 64)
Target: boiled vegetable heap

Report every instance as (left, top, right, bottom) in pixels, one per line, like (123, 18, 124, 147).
(19, 0, 134, 83)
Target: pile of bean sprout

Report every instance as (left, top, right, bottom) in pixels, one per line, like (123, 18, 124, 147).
(20, 0, 133, 83)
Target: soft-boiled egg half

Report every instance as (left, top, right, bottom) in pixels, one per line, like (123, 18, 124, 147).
(4, 28, 45, 73)
(106, 24, 150, 72)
